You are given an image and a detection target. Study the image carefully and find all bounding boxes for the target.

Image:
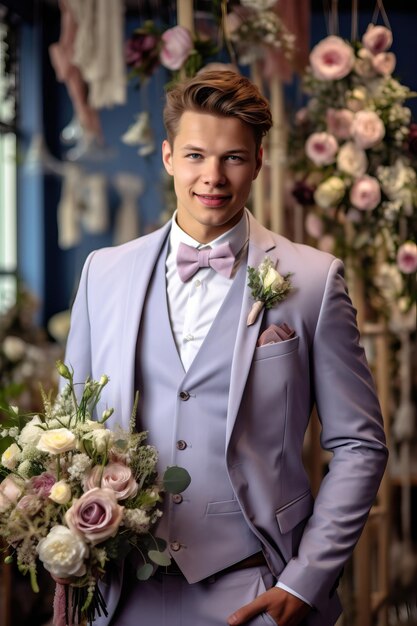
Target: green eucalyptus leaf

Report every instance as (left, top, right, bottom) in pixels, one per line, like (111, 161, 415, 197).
(162, 466, 191, 494)
(136, 563, 154, 581)
(148, 550, 171, 566)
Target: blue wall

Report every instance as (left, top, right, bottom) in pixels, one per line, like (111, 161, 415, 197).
(17, 7, 417, 326)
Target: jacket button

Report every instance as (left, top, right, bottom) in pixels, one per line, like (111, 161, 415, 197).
(172, 494, 183, 504)
(170, 541, 181, 551)
(176, 440, 187, 451)
(179, 390, 190, 401)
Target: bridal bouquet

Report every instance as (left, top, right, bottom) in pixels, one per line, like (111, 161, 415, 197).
(0, 362, 190, 625)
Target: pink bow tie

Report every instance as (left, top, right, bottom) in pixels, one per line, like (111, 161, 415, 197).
(176, 241, 236, 282)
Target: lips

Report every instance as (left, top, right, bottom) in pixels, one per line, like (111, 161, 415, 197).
(194, 193, 231, 207)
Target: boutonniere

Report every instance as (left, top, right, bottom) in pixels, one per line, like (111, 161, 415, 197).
(246, 257, 293, 326)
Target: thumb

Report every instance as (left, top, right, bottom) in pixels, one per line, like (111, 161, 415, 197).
(227, 595, 266, 625)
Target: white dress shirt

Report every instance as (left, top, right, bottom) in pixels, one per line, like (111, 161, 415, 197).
(166, 212, 248, 371)
(165, 211, 311, 607)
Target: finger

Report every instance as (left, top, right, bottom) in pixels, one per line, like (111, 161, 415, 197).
(227, 595, 267, 625)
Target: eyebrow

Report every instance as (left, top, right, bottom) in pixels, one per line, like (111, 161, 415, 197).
(180, 144, 250, 155)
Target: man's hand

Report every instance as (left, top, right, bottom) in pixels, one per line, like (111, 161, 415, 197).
(227, 586, 311, 626)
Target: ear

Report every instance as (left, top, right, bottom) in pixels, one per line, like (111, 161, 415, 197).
(162, 139, 174, 176)
(253, 146, 263, 181)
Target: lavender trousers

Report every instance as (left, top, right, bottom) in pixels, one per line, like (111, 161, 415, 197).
(110, 564, 277, 626)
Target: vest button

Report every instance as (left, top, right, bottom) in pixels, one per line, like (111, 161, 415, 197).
(170, 541, 181, 551)
(176, 439, 187, 451)
(179, 390, 190, 401)
(172, 493, 183, 504)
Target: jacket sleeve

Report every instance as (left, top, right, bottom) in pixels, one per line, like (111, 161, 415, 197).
(278, 258, 388, 613)
(63, 251, 97, 392)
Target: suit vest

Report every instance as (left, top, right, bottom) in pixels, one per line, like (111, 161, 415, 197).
(135, 236, 261, 583)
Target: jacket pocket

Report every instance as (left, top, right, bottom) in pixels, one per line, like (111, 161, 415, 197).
(275, 490, 314, 534)
(253, 335, 299, 361)
(206, 498, 242, 515)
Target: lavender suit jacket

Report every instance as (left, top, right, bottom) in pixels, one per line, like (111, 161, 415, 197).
(65, 210, 388, 625)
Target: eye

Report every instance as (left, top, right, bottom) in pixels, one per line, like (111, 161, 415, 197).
(186, 153, 203, 160)
(225, 155, 244, 162)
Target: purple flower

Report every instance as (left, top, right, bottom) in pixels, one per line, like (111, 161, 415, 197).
(408, 124, 417, 156)
(125, 32, 160, 77)
(31, 472, 56, 498)
(292, 181, 316, 205)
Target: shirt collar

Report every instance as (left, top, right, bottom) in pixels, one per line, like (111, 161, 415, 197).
(169, 210, 249, 257)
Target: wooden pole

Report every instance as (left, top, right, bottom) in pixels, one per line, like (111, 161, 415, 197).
(177, 0, 194, 34)
(250, 62, 265, 225)
(269, 75, 286, 234)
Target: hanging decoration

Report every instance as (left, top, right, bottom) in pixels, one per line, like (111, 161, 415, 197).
(289, 23, 417, 318)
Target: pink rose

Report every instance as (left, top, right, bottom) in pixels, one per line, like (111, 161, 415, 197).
(0, 476, 23, 512)
(309, 36, 355, 81)
(160, 26, 193, 71)
(305, 212, 324, 239)
(351, 111, 385, 149)
(396, 241, 417, 274)
(354, 48, 376, 78)
(350, 175, 381, 210)
(372, 52, 396, 76)
(326, 108, 354, 140)
(65, 487, 123, 545)
(318, 234, 335, 253)
(305, 132, 338, 166)
(16, 494, 43, 516)
(362, 24, 392, 55)
(84, 463, 138, 501)
(31, 472, 56, 498)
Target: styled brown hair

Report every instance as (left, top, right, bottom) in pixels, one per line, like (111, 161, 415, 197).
(163, 69, 272, 151)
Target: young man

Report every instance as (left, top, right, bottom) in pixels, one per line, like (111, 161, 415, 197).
(65, 70, 388, 626)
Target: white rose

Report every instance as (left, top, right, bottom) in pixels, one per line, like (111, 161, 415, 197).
(1, 443, 21, 470)
(37, 525, 89, 578)
(2, 336, 26, 362)
(84, 429, 113, 455)
(263, 267, 284, 291)
(37, 429, 76, 455)
(337, 141, 368, 177)
(18, 415, 44, 447)
(314, 176, 345, 209)
(49, 480, 72, 504)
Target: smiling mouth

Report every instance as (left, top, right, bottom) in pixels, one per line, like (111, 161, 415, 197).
(194, 193, 232, 206)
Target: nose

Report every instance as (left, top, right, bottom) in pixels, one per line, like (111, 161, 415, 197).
(201, 158, 226, 187)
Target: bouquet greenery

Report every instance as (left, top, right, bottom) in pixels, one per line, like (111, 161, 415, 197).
(0, 362, 190, 625)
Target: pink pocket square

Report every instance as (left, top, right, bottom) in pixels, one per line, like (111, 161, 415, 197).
(257, 323, 295, 347)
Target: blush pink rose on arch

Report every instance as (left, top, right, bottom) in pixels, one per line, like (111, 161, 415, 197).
(160, 25, 193, 71)
(362, 24, 393, 55)
(351, 110, 385, 149)
(326, 108, 354, 140)
(396, 241, 417, 274)
(305, 132, 338, 166)
(310, 36, 355, 80)
(372, 52, 396, 76)
(65, 487, 123, 546)
(350, 175, 381, 210)
(84, 462, 138, 501)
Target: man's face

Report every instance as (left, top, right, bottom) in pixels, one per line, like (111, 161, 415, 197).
(162, 111, 262, 243)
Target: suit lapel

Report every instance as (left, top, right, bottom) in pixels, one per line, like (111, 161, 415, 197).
(226, 212, 279, 446)
(120, 221, 171, 422)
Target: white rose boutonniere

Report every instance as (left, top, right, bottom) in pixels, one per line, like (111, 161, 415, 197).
(246, 257, 293, 326)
